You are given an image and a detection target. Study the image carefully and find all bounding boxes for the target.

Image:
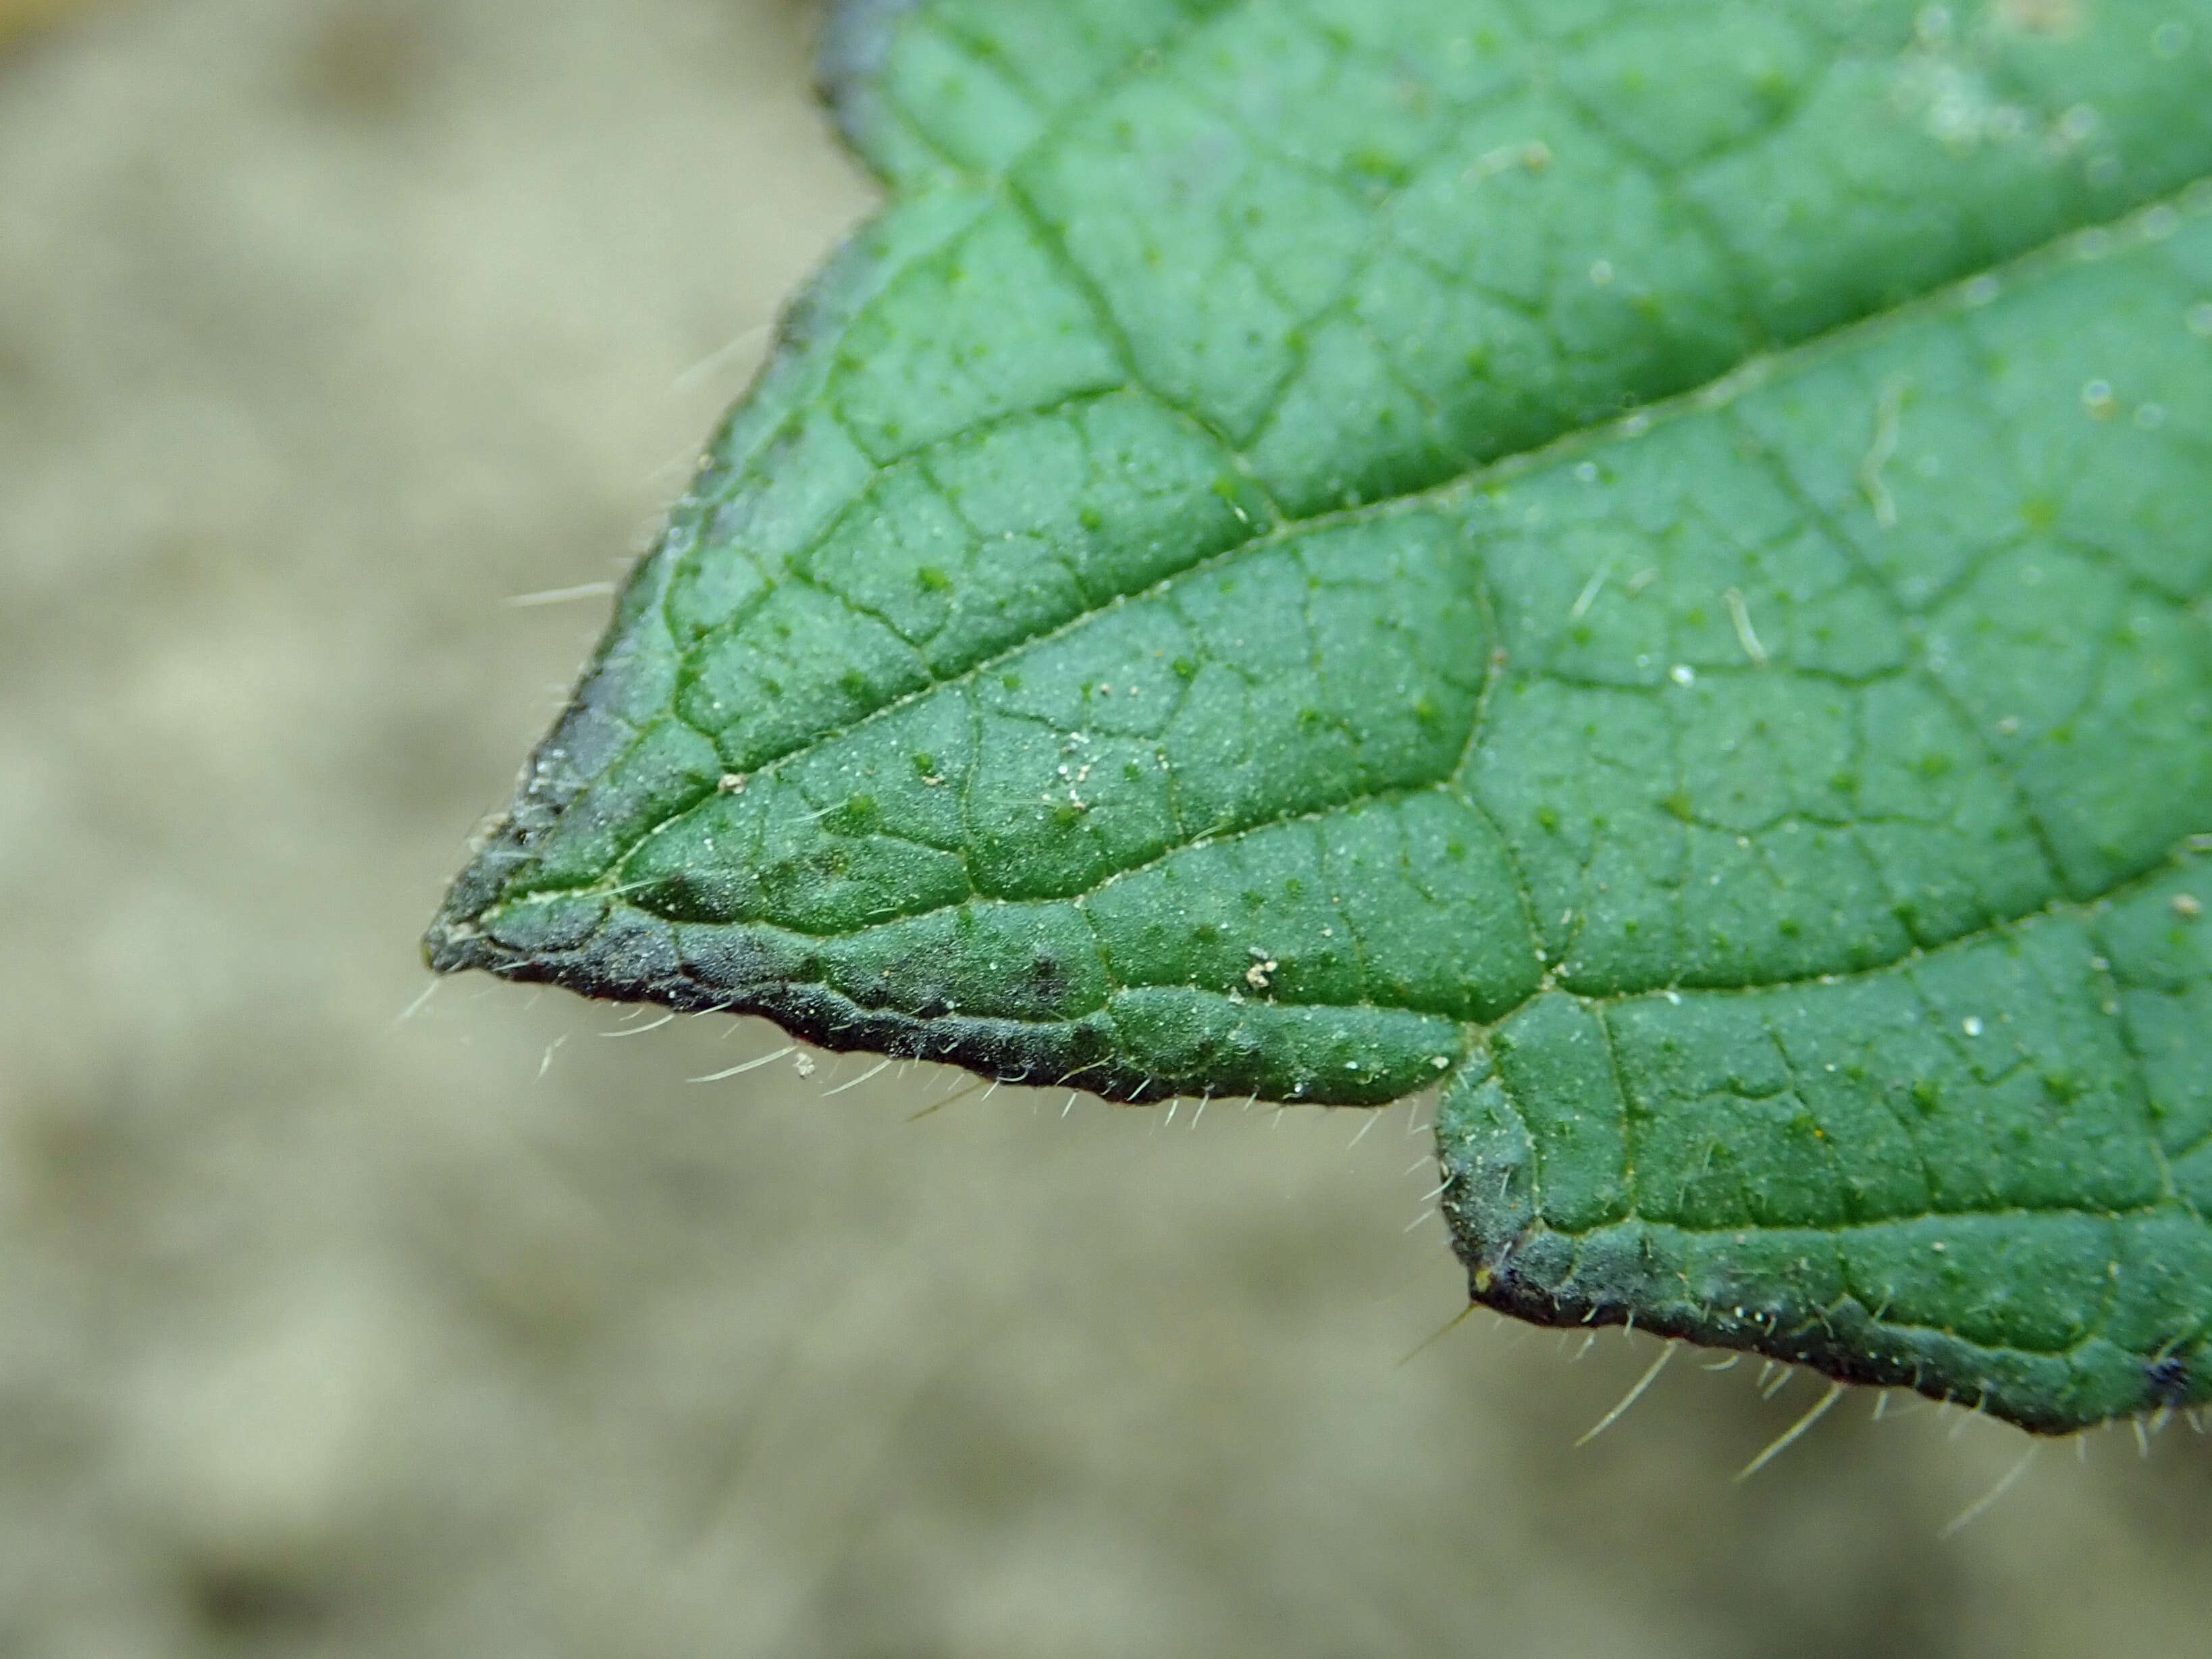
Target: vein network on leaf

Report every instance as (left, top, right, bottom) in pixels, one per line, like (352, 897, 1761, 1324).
(428, 0, 2212, 1433)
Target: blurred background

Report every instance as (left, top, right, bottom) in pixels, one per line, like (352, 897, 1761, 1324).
(1, 1, 2209, 1654)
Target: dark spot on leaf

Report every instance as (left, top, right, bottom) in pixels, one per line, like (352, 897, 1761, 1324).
(1028, 955, 1068, 1004)
(2147, 1354, 2190, 1403)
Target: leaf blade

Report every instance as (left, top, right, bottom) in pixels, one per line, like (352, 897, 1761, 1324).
(429, 0, 2212, 1428)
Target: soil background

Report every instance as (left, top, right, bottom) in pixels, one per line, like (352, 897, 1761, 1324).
(3, 3, 2209, 1655)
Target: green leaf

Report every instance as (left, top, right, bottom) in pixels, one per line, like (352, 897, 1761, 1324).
(428, 0, 2212, 1431)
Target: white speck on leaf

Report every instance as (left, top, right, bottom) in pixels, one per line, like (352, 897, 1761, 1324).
(1724, 588, 1768, 666)
(1860, 377, 1909, 527)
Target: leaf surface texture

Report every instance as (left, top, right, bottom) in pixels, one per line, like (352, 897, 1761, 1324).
(430, 0, 2212, 1430)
